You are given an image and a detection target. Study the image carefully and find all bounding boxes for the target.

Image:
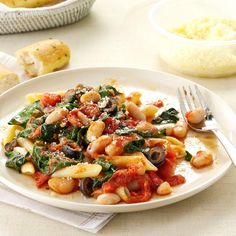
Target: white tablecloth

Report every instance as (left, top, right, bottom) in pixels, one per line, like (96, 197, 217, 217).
(1, 0, 236, 235)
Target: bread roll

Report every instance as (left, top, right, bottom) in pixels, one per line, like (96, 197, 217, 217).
(0, 0, 58, 8)
(15, 39, 70, 77)
(0, 64, 20, 94)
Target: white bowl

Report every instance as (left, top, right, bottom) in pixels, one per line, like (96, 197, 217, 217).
(149, 0, 236, 78)
(0, 0, 95, 34)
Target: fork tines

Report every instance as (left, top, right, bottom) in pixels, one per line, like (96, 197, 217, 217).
(177, 85, 212, 119)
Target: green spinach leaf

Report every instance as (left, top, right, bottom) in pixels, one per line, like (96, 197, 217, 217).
(8, 101, 42, 127)
(62, 126, 79, 141)
(98, 85, 121, 98)
(5, 151, 26, 171)
(185, 150, 193, 161)
(17, 127, 34, 138)
(159, 128, 167, 135)
(56, 102, 77, 110)
(124, 139, 145, 153)
(40, 124, 60, 142)
(77, 126, 89, 146)
(93, 157, 114, 172)
(152, 108, 179, 124)
(32, 146, 78, 174)
(115, 128, 161, 138)
(92, 157, 116, 188)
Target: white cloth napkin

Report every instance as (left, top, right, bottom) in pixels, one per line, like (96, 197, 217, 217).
(0, 52, 115, 233)
(0, 184, 114, 233)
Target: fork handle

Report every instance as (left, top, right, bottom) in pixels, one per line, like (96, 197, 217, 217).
(213, 129, 236, 167)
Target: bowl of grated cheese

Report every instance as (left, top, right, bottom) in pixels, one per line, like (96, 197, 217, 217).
(149, 0, 236, 78)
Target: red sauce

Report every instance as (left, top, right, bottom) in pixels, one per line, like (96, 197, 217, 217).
(40, 93, 61, 107)
(122, 118, 139, 128)
(157, 150, 177, 180)
(33, 172, 50, 188)
(127, 176, 152, 203)
(79, 104, 101, 118)
(30, 126, 42, 139)
(102, 166, 139, 193)
(104, 117, 119, 134)
(102, 166, 153, 203)
(166, 175, 186, 186)
(153, 100, 164, 108)
(147, 171, 164, 189)
(67, 109, 83, 127)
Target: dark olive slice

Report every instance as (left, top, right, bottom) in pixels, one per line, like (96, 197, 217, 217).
(98, 97, 118, 114)
(62, 145, 81, 159)
(80, 177, 94, 197)
(147, 146, 166, 167)
(104, 101, 118, 114)
(5, 138, 17, 152)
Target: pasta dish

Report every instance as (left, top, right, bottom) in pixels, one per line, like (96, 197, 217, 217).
(2, 83, 213, 205)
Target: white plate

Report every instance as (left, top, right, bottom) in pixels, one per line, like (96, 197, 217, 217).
(0, 67, 233, 213)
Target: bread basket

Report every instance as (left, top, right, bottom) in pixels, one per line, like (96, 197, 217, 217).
(0, 0, 95, 34)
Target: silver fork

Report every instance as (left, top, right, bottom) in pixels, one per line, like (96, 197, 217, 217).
(178, 85, 236, 167)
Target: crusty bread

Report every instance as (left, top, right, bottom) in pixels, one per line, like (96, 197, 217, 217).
(15, 39, 70, 77)
(0, 0, 59, 8)
(0, 64, 20, 94)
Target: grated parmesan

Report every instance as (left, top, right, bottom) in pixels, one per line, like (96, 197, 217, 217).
(171, 18, 236, 40)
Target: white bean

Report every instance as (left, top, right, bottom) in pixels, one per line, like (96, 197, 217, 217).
(87, 120, 105, 142)
(126, 102, 146, 121)
(165, 126, 174, 136)
(105, 140, 123, 156)
(157, 182, 172, 196)
(191, 151, 213, 169)
(48, 177, 77, 194)
(173, 120, 188, 138)
(97, 193, 121, 205)
(87, 135, 112, 158)
(136, 121, 157, 133)
(21, 162, 35, 175)
(80, 91, 101, 103)
(115, 186, 130, 202)
(45, 108, 68, 124)
(186, 107, 205, 124)
(77, 111, 90, 126)
(105, 137, 134, 156)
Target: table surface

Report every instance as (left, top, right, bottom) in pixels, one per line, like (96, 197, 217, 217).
(1, 0, 236, 235)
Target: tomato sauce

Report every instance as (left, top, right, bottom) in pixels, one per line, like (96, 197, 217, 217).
(157, 150, 177, 180)
(79, 104, 101, 118)
(104, 117, 119, 134)
(33, 172, 50, 188)
(40, 93, 61, 107)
